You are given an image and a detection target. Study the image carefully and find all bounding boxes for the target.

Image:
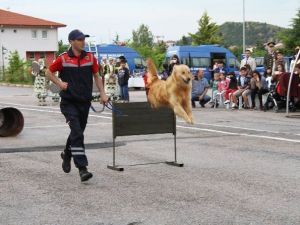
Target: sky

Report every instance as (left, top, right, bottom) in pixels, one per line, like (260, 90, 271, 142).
(0, 0, 299, 43)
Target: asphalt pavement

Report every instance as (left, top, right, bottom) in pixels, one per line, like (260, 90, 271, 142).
(0, 86, 300, 225)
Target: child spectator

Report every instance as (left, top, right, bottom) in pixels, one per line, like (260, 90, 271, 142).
(212, 72, 229, 107)
(224, 72, 238, 104)
(250, 71, 269, 110)
(231, 67, 251, 109)
(264, 67, 273, 90)
(244, 64, 252, 76)
(117, 60, 130, 102)
(210, 73, 220, 107)
(217, 73, 229, 93)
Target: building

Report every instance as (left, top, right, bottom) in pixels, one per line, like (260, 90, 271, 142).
(0, 9, 66, 67)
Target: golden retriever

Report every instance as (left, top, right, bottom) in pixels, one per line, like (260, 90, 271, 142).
(146, 59, 194, 124)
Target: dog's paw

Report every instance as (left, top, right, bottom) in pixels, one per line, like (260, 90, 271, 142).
(185, 118, 194, 124)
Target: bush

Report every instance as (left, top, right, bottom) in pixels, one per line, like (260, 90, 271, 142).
(4, 51, 32, 84)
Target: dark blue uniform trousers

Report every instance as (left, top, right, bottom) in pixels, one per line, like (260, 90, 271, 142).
(60, 99, 91, 168)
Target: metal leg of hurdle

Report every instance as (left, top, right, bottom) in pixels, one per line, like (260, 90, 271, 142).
(107, 137, 124, 171)
(165, 129, 184, 167)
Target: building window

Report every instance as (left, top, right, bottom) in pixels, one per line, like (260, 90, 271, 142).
(28, 52, 35, 60)
(13, 29, 17, 33)
(42, 30, 47, 39)
(40, 52, 46, 59)
(32, 30, 37, 39)
(1, 29, 5, 33)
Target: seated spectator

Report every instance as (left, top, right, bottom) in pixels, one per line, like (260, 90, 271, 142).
(264, 67, 273, 90)
(272, 63, 285, 86)
(275, 51, 288, 72)
(244, 64, 253, 76)
(218, 73, 229, 93)
(224, 72, 238, 104)
(161, 63, 169, 80)
(212, 72, 229, 107)
(231, 67, 251, 109)
(277, 64, 300, 99)
(250, 71, 269, 110)
(191, 70, 211, 108)
(209, 73, 220, 107)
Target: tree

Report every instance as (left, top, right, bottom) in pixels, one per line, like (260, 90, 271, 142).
(5, 51, 30, 83)
(131, 24, 154, 48)
(57, 40, 69, 56)
(278, 8, 300, 54)
(176, 35, 192, 46)
(189, 11, 223, 45)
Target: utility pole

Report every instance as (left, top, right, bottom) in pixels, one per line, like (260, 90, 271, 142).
(1, 45, 5, 81)
(242, 0, 246, 53)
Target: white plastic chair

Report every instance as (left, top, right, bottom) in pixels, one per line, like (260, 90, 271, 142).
(215, 92, 225, 108)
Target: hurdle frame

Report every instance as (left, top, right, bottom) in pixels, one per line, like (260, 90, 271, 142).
(107, 102, 184, 171)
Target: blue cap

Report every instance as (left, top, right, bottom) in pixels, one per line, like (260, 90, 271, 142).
(68, 29, 90, 41)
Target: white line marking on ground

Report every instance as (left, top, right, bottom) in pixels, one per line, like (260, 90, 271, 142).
(0, 102, 112, 115)
(3, 106, 112, 120)
(176, 125, 300, 144)
(2, 104, 299, 143)
(178, 120, 300, 136)
(24, 123, 111, 129)
(7, 102, 294, 135)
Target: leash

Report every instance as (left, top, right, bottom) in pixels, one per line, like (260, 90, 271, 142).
(91, 100, 124, 116)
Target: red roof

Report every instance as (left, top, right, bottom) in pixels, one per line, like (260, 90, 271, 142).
(0, 9, 66, 28)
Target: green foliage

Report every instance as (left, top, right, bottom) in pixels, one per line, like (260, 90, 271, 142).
(131, 24, 154, 48)
(5, 51, 32, 84)
(176, 35, 192, 46)
(278, 8, 300, 54)
(229, 46, 243, 60)
(189, 11, 223, 45)
(57, 40, 69, 56)
(220, 22, 286, 47)
(129, 24, 165, 69)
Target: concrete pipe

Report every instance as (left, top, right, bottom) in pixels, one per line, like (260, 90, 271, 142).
(0, 107, 24, 137)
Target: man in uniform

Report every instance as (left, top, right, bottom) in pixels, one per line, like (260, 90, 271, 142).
(264, 41, 276, 73)
(46, 29, 109, 182)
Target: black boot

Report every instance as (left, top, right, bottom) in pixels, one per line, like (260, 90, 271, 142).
(61, 151, 71, 173)
(79, 167, 93, 182)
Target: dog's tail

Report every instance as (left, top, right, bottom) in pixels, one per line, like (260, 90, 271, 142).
(146, 59, 159, 85)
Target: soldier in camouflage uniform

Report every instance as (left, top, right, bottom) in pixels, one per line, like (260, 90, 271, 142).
(264, 41, 276, 73)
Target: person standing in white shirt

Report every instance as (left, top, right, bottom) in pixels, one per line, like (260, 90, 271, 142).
(241, 49, 256, 72)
